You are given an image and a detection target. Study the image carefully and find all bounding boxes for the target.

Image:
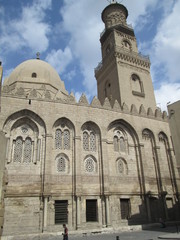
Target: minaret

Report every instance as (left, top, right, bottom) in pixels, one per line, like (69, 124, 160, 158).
(95, 2, 157, 111)
(0, 62, 3, 112)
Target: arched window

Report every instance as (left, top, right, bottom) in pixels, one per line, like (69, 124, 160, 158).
(13, 137, 23, 163)
(120, 137, 126, 152)
(23, 137, 32, 163)
(118, 159, 124, 173)
(32, 72, 37, 78)
(90, 132, 96, 152)
(131, 74, 144, 97)
(104, 81, 111, 98)
(122, 40, 131, 50)
(117, 158, 127, 175)
(57, 156, 66, 172)
(84, 156, 96, 173)
(114, 136, 119, 152)
(64, 130, 70, 150)
(83, 132, 89, 151)
(55, 129, 62, 149)
(113, 131, 126, 153)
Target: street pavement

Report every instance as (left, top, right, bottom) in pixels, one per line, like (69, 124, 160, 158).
(64, 227, 180, 240)
(9, 226, 180, 240)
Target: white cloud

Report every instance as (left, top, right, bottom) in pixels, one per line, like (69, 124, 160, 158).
(63, 69, 76, 82)
(152, 1, 180, 83)
(45, 47, 73, 75)
(0, 0, 52, 53)
(155, 83, 180, 111)
(124, 0, 158, 27)
(60, 0, 106, 97)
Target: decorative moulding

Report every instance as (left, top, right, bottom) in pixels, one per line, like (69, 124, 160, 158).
(139, 104, 146, 116)
(122, 102, 129, 113)
(155, 108, 162, 119)
(113, 100, 121, 112)
(90, 96, 102, 108)
(78, 93, 89, 106)
(162, 111, 168, 120)
(103, 97, 112, 110)
(131, 104, 138, 115)
(147, 107, 154, 117)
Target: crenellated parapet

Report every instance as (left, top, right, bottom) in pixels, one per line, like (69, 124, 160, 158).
(2, 86, 168, 121)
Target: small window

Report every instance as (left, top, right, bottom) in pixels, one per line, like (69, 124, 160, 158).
(32, 72, 37, 78)
(86, 200, 97, 222)
(55, 200, 68, 224)
(131, 74, 145, 97)
(123, 40, 131, 50)
(120, 199, 130, 220)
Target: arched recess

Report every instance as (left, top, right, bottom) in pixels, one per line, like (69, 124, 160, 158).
(142, 128, 162, 193)
(122, 38, 132, 51)
(53, 117, 75, 150)
(55, 153, 70, 174)
(84, 155, 97, 174)
(53, 117, 75, 176)
(107, 119, 143, 193)
(3, 109, 46, 165)
(116, 157, 128, 175)
(131, 73, 145, 97)
(81, 121, 101, 153)
(158, 131, 178, 196)
(81, 121, 102, 193)
(104, 80, 112, 99)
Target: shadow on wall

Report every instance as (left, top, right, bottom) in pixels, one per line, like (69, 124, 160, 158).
(127, 197, 180, 226)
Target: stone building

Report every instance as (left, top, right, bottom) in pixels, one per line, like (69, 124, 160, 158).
(0, 2, 179, 239)
(168, 101, 180, 176)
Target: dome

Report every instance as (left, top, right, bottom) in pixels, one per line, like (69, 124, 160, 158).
(4, 59, 67, 93)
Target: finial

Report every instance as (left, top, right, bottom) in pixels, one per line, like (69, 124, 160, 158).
(36, 52, 40, 59)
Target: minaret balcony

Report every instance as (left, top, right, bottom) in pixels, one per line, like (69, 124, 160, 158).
(95, 45, 150, 76)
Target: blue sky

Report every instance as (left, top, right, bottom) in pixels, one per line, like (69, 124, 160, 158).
(0, 0, 180, 111)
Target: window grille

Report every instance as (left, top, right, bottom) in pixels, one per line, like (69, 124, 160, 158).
(57, 157, 66, 172)
(118, 160, 124, 173)
(55, 129, 62, 149)
(86, 200, 97, 222)
(64, 130, 70, 150)
(120, 199, 130, 220)
(13, 137, 23, 163)
(55, 200, 68, 224)
(90, 132, 96, 151)
(113, 136, 119, 152)
(83, 132, 89, 151)
(23, 138, 32, 163)
(85, 157, 95, 173)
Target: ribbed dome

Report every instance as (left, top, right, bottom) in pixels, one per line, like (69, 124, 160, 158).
(4, 59, 66, 92)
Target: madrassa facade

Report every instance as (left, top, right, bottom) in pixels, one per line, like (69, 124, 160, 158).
(0, 2, 179, 238)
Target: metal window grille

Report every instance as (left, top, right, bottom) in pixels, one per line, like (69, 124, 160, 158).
(13, 137, 23, 163)
(23, 137, 32, 163)
(90, 132, 96, 151)
(120, 199, 130, 220)
(64, 130, 70, 150)
(55, 129, 62, 149)
(86, 200, 97, 222)
(85, 157, 95, 173)
(83, 132, 89, 151)
(55, 200, 68, 224)
(118, 160, 124, 173)
(57, 157, 66, 172)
